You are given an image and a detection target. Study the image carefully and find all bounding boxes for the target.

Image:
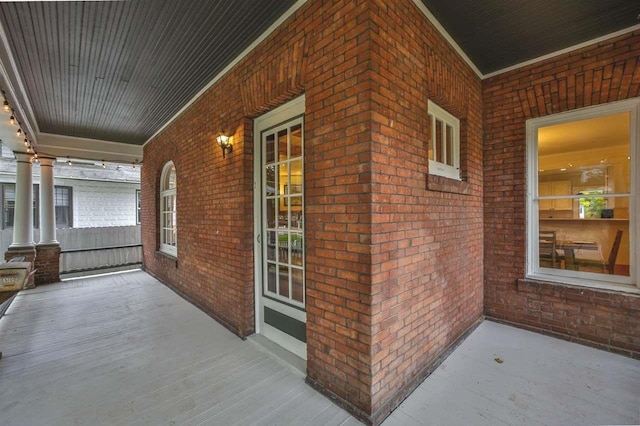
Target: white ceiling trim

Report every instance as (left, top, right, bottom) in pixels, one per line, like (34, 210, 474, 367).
(143, 0, 308, 148)
(411, 0, 483, 78)
(37, 132, 143, 164)
(484, 23, 640, 79)
(0, 18, 39, 146)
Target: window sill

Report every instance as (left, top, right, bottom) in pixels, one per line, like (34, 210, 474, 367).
(155, 250, 178, 267)
(523, 273, 640, 296)
(426, 173, 471, 195)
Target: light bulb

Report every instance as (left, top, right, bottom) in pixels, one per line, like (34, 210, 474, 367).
(9, 115, 15, 125)
(3, 99, 9, 111)
(16, 128, 22, 137)
(102, 161, 106, 169)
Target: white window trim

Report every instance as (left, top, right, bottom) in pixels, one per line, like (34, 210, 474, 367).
(159, 161, 177, 257)
(428, 100, 461, 180)
(136, 189, 142, 225)
(526, 98, 639, 294)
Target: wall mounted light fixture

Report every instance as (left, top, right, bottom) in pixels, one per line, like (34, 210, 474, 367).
(216, 130, 232, 159)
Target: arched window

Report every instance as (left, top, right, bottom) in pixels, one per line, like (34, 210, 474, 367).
(159, 161, 177, 256)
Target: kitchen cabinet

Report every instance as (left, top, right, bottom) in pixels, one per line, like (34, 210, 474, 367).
(539, 181, 572, 210)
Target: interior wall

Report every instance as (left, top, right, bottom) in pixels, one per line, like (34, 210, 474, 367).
(483, 29, 640, 358)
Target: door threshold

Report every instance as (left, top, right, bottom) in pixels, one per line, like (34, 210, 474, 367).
(248, 334, 306, 375)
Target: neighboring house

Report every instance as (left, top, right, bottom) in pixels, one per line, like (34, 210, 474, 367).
(0, 144, 141, 230)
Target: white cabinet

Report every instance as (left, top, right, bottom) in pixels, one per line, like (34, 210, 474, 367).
(539, 181, 572, 210)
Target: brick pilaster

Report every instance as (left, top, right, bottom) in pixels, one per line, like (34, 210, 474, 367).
(35, 244, 61, 285)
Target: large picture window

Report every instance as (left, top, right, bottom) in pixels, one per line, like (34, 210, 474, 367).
(527, 99, 639, 292)
(159, 162, 177, 256)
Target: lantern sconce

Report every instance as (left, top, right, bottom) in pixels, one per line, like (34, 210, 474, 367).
(216, 130, 232, 159)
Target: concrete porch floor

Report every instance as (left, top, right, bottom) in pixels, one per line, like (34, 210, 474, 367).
(0, 270, 638, 425)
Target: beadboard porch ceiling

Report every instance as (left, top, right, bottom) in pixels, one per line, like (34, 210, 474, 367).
(0, 0, 637, 159)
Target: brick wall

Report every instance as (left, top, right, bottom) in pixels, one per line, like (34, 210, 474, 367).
(34, 244, 60, 285)
(365, 1, 484, 420)
(483, 30, 640, 358)
(142, 0, 484, 424)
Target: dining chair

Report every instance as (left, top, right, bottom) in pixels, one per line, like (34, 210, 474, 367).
(575, 229, 623, 274)
(539, 230, 560, 268)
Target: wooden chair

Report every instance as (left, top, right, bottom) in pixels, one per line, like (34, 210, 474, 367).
(539, 230, 559, 268)
(575, 230, 623, 274)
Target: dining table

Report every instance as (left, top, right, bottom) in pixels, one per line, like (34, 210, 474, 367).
(556, 240, 600, 270)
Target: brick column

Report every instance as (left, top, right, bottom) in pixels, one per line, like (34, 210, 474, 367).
(34, 156, 61, 285)
(34, 244, 61, 285)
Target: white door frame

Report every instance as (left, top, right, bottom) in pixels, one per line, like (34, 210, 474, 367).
(253, 95, 307, 359)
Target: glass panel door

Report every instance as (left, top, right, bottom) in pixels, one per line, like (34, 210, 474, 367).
(254, 96, 306, 359)
(263, 121, 304, 308)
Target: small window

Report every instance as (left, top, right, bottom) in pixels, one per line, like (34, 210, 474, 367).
(159, 162, 177, 256)
(136, 189, 141, 224)
(427, 100, 460, 180)
(54, 186, 72, 228)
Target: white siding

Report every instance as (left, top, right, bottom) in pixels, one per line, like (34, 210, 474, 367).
(55, 178, 139, 228)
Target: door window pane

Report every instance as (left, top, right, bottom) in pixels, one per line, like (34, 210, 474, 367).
(262, 118, 305, 306)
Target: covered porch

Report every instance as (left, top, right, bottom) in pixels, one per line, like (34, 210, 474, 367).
(0, 271, 637, 425)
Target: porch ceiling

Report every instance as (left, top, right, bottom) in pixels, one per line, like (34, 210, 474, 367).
(0, 0, 296, 152)
(421, 0, 639, 75)
(0, 0, 637, 158)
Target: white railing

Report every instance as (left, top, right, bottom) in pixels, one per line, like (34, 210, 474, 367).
(0, 226, 142, 274)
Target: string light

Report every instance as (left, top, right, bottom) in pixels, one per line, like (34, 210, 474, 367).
(67, 157, 72, 166)
(3, 99, 9, 112)
(101, 161, 106, 169)
(23, 138, 28, 147)
(9, 115, 15, 125)
(16, 128, 22, 137)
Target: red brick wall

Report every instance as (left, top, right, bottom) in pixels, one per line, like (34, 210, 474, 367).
(35, 244, 61, 285)
(483, 30, 640, 358)
(143, 0, 485, 423)
(366, 1, 484, 420)
(142, 0, 378, 416)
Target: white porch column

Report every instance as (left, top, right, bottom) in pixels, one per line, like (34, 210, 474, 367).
(38, 157, 58, 244)
(9, 152, 34, 248)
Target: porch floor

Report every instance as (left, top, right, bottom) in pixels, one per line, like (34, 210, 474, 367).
(0, 270, 637, 426)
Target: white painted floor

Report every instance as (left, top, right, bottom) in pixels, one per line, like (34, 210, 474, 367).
(0, 271, 358, 426)
(385, 321, 640, 426)
(0, 270, 638, 426)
